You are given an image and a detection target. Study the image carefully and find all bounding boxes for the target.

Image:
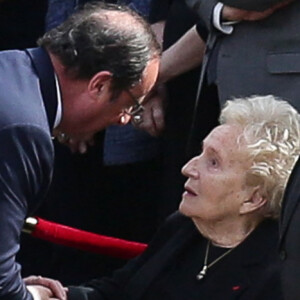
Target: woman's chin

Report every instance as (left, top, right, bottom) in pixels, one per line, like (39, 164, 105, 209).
(179, 199, 191, 217)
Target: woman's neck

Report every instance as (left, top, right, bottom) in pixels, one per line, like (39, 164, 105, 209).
(192, 216, 262, 248)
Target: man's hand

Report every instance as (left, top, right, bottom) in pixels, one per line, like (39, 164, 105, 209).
(222, 0, 294, 22)
(27, 285, 58, 300)
(25, 276, 67, 300)
(132, 85, 167, 137)
(151, 21, 165, 46)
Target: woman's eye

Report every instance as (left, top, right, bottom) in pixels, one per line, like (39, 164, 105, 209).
(210, 158, 218, 168)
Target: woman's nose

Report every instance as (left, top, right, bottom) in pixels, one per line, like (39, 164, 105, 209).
(181, 156, 199, 178)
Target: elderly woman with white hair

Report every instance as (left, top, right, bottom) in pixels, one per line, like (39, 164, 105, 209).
(27, 95, 300, 300)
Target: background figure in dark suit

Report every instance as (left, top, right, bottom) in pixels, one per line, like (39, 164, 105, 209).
(279, 157, 300, 300)
(184, 0, 300, 155)
(0, 3, 160, 299)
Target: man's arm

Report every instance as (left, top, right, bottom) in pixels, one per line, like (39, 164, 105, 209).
(221, 0, 293, 12)
(0, 126, 53, 300)
(222, 0, 294, 21)
(159, 25, 205, 84)
(186, 0, 294, 34)
(134, 24, 205, 136)
(186, 0, 294, 25)
(185, 0, 218, 30)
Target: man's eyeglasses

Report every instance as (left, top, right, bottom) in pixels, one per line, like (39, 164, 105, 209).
(123, 89, 145, 124)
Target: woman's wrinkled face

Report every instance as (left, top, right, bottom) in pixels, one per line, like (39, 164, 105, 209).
(179, 124, 252, 222)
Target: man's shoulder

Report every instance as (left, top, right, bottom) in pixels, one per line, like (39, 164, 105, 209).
(0, 48, 31, 66)
(0, 48, 51, 133)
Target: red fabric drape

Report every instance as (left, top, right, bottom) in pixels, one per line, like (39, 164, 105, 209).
(27, 217, 147, 259)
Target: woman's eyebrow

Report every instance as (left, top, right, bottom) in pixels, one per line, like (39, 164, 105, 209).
(202, 140, 222, 161)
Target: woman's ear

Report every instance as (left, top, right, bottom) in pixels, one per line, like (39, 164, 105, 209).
(88, 71, 113, 100)
(240, 188, 267, 215)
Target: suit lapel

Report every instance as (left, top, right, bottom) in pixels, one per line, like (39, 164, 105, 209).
(25, 47, 58, 131)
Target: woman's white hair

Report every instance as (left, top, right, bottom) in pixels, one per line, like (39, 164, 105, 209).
(220, 95, 300, 219)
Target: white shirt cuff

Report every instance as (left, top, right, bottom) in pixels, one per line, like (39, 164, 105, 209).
(213, 2, 235, 35)
(27, 286, 42, 300)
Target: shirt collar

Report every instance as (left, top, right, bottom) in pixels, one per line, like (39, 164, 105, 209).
(53, 74, 62, 128)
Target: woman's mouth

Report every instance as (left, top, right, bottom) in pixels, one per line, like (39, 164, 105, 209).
(184, 185, 197, 196)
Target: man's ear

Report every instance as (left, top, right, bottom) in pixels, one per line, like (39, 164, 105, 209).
(240, 188, 267, 215)
(88, 71, 113, 100)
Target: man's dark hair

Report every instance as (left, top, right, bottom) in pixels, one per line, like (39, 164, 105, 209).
(38, 2, 161, 91)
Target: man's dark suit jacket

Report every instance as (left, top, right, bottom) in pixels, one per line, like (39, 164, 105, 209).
(68, 212, 282, 300)
(280, 157, 300, 300)
(185, 0, 300, 110)
(0, 47, 57, 299)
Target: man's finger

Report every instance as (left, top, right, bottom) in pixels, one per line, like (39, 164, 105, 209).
(24, 276, 66, 300)
(151, 106, 165, 135)
(39, 279, 66, 300)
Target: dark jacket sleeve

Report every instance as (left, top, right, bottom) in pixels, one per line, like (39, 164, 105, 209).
(68, 212, 185, 300)
(196, 20, 209, 41)
(184, 0, 218, 30)
(148, 0, 171, 23)
(0, 125, 53, 300)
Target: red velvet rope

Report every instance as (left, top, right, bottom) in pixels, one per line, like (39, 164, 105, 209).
(31, 217, 148, 259)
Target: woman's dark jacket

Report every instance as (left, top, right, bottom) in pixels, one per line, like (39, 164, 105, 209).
(68, 212, 282, 300)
